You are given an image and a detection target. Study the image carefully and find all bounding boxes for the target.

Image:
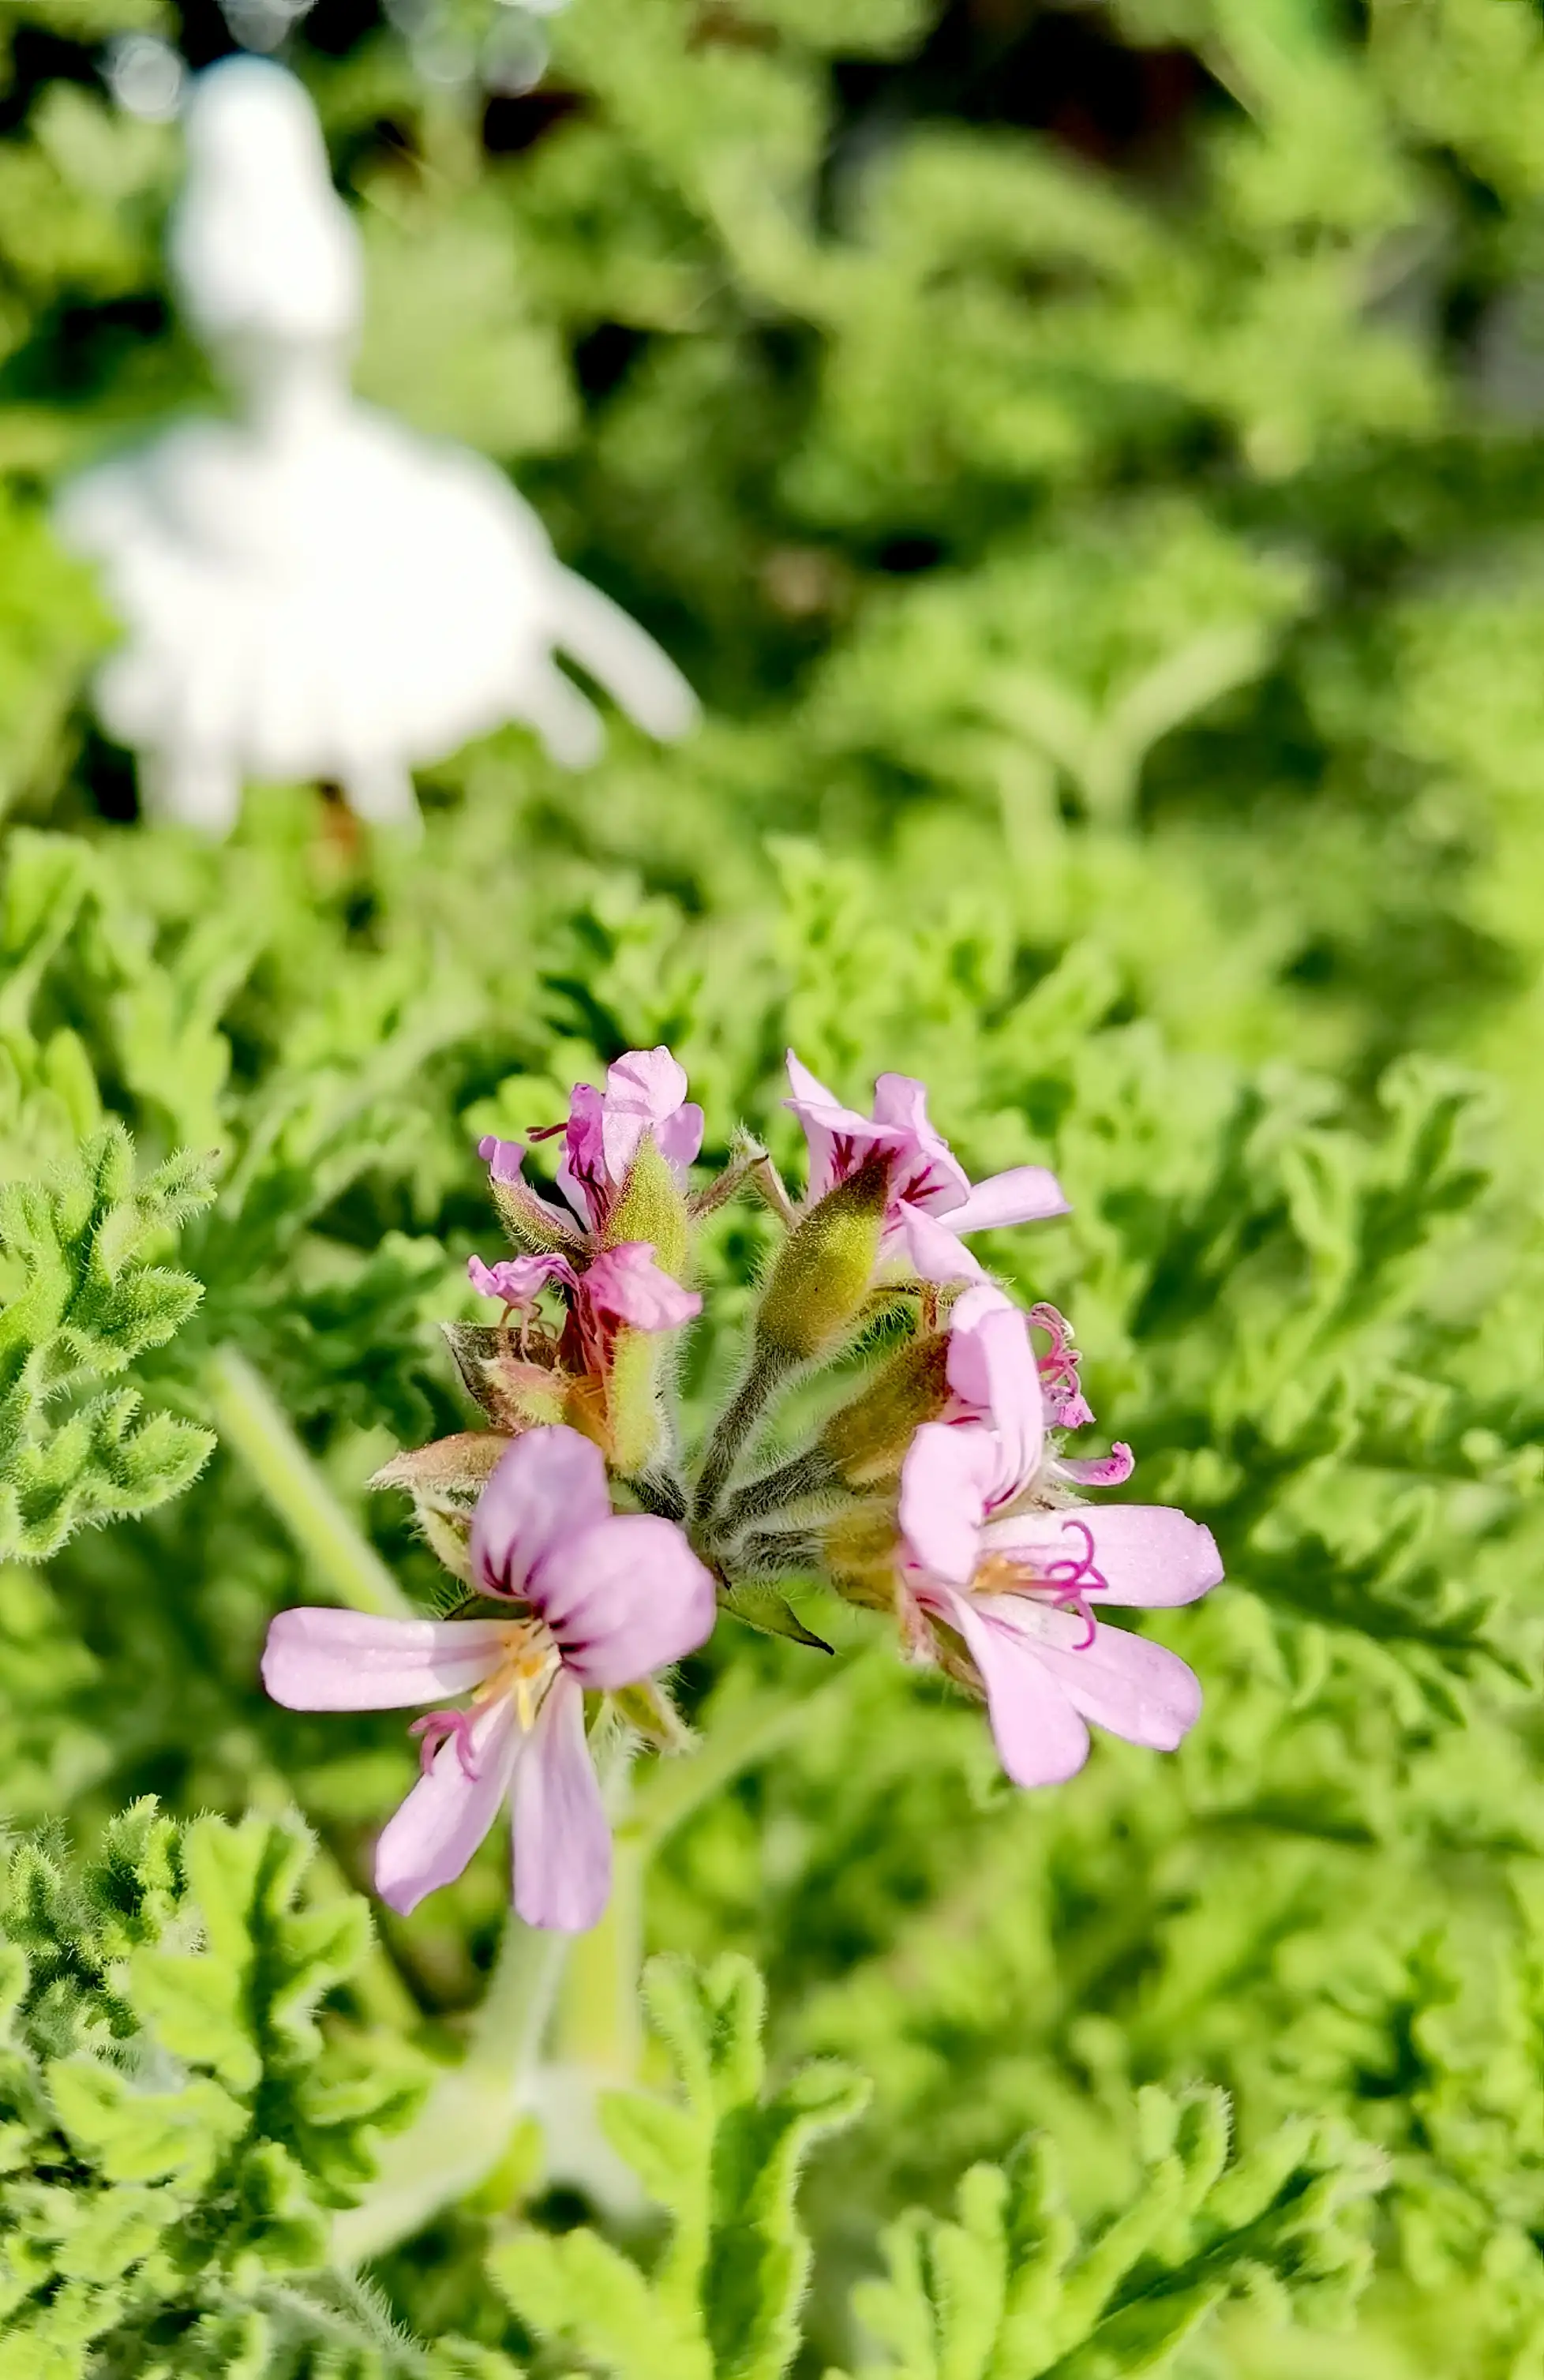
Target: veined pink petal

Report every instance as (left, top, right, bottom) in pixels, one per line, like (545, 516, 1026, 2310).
(530, 1512, 715, 1688)
(784, 1049, 876, 1203)
(892, 1201, 990, 1284)
(946, 1165, 1070, 1235)
(471, 1426, 613, 1601)
(261, 1609, 508, 1711)
(374, 1693, 523, 1915)
(468, 1251, 577, 1306)
(984, 1504, 1224, 1607)
(869, 1074, 972, 1211)
(511, 1671, 611, 1931)
(585, 1242, 702, 1331)
(980, 1598, 1203, 1751)
(945, 1289, 1044, 1501)
(919, 1582, 1089, 1787)
(898, 1421, 999, 1587)
(557, 1083, 606, 1226)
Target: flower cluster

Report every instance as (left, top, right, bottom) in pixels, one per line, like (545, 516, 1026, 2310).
(263, 1048, 1221, 1930)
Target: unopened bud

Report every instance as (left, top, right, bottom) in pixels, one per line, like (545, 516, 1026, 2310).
(755, 1156, 889, 1361)
(823, 1501, 901, 1610)
(370, 1430, 510, 1512)
(821, 1331, 950, 1485)
(443, 1324, 568, 1433)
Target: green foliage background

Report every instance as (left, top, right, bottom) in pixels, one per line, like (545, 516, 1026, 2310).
(3, 0, 1544, 2370)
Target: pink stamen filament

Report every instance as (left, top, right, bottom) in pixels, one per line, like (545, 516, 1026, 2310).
(410, 1707, 478, 1780)
(1031, 1518, 1108, 1652)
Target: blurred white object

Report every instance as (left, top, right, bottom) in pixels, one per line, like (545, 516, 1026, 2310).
(104, 35, 186, 122)
(59, 58, 697, 835)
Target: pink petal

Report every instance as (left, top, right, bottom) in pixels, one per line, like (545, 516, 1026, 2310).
(892, 1202, 989, 1284)
(261, 1609, 508, 1711)
(784, 1049, 877, 1201)
(601, 1048, 702, 1180)
(946, 1165, 1070, 1235)
(656, 1101, 705, 1170)
(471, 1426, 613, 1601)
(920, 1583, 1089, 1788)
(468, 1252, 576, 1306)
(478, 1135, 527, 1185)
(530, 1512, 715, 1688)
(945, 1289, 1044, 1498)
(511, 1671, 611, 1931)
(984, 1505, 1224, 1607)
(870, 1074, 972, 1212)
(981, 1599, 1202, 1751)
(557, 1082, 606, 1226)
(898, 1422, 997, 1586)
(785, 1048, 845, 1115)
(584, 1242, 702, 1331)
(1058, 1444, 1136, 1488)
(374, 1693, 523, 1914)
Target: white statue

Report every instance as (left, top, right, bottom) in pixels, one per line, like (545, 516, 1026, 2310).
(58, 58, 697, 835)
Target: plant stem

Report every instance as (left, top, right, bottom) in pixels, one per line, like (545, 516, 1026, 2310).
(692, 1348, 794, 1524)
(549, 1805, 644, 2083)
(332, 1912, 569, 2267)
(330, 1738, 636, 2265)
(715, 1442, 840, 1539)
(204, 1344, 413, 1621)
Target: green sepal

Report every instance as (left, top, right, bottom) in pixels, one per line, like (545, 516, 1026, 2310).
(603, 1131, 691, 1276)
(820, 1329, 951, 1484)
(755, 1156, 890, 1361)
(718, 1583, 834, 1652)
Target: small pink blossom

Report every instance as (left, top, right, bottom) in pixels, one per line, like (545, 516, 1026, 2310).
(897, 1287, 1221, 1786)
(261, 1426, 715, 1930)
(467, 1242, 700, 1333)
(477, 1047, 704, 1236)
(784, 1053, 1068, 1284)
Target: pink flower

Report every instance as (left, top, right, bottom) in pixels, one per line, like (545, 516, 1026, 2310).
(467, 1242, 701, 1332)
(897, 1287, 1221, 1786)
(477, 1048, 705, 1237)
(784, 1053, 1068, 1284)
(260, 1426, 715, 1930)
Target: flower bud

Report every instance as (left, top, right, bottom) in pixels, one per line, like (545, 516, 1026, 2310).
(823, 1501, 901, 1610)
(820, 1330, 951, 1486)
(442, 1324, 568, 1433)
(755, 1156, 890, 1362)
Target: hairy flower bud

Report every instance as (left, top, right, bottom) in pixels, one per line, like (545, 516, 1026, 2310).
(820, 1330, 952, 1486)
(755, 1156, 890, 1361)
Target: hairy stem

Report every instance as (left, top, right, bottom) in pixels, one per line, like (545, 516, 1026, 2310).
(730, 1524, 826, 1578)
(714, 1442, 841, 1539)
(692, 1348, 796, 1523)
(204, 1344, 413, 1621)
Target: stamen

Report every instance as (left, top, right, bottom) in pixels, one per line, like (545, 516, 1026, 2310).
(409, 1707, 478, 1780)
(1029, 1303, 1096, 1430)
(1029, 1518, 1109, 1651)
